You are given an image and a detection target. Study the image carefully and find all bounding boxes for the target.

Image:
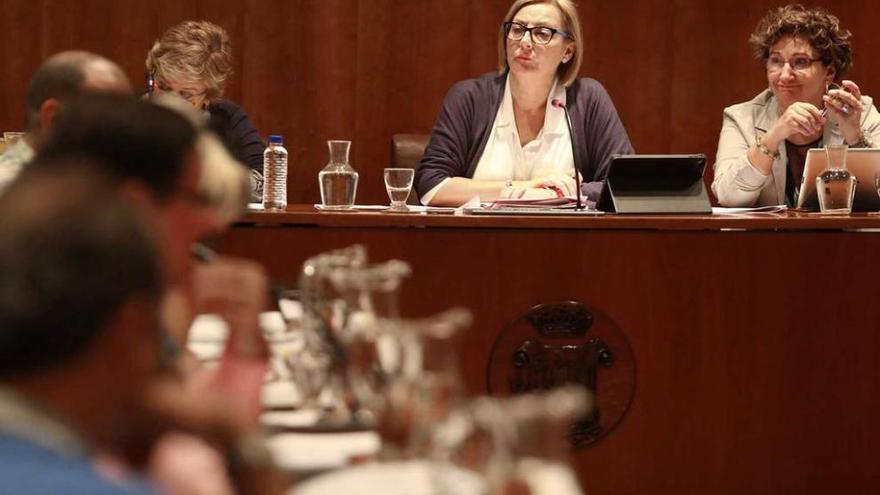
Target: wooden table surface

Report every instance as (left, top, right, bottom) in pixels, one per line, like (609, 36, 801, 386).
(219, 205, 880, 495)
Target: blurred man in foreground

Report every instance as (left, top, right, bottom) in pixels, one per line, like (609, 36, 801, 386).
(27, 94, 285, 494)
(0, 161, 162, 494)
(0, 51, 131, 193)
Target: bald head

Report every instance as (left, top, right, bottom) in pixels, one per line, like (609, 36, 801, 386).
(25, 51, 132, 134)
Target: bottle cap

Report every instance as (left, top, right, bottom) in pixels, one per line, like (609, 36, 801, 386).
(268, 135, 283, 145)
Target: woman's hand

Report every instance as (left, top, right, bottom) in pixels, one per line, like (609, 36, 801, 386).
(522, 173, 578, 197)
(824, 80, 864, 143)
(767, 101, 826, 143)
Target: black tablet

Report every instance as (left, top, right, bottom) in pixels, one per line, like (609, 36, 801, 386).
(598, 154, 711, 214)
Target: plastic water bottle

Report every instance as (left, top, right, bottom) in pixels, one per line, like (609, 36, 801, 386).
(262, 135, 288, 210)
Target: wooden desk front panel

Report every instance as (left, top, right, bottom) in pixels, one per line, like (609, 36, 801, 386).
(218, 219, 880, 494)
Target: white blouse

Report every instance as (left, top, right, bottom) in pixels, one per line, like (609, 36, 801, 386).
(420, 75, 575, 205)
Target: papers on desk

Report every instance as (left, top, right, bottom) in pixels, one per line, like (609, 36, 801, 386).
(294, 459, 583, 495)
(186, 315, 227, 360)
(261, 409, 322, 429)
(712, 205, 787, 215)
(487, 196, 579, 209)
(295, 461, 485, 495)
(188, 312, 286, 343)
(460, 196, 602, 216)
(261, 380, 301, 409)
(268, 431, 381, 472)
(188, 314, 229, 342)
(186, 312, 288, 361)
(463, 196, 603, 216)
(313, 204, 455, 214)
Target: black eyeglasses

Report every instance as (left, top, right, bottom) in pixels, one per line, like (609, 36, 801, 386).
(504, 21, 573, 45)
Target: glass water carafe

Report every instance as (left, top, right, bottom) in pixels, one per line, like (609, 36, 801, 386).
(319, 140, 359, 210)
(433, 386, 591, 495)
(325, 259, 412, 425)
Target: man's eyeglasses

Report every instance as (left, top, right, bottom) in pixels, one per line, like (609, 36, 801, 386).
(766, 55, 822, 73)
(504, 21, 572, 45)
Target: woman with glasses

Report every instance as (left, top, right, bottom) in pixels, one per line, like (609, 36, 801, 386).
(415, 0, 633, 207)
(712, 4, 880, 207)
(146, 21, 265, 191)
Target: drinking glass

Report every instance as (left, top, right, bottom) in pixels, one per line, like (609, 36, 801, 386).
(826, 143, 847, 170)
(432, 386, 591, 495)
(383, 168, 415, 212)
(378, 308, 471, 458)
(816, 143, 856, 214)
(268, 289, 334, 409)
(873, 171, 880, 215)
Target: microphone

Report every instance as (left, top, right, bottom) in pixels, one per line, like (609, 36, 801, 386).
(552, 99, 584, 210)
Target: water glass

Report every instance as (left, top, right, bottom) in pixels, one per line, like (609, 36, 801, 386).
(383, 168, 415, 211)
(816, 144, 856, 214)
(873, 171, 880, 215)
(826, 143, 848, 170)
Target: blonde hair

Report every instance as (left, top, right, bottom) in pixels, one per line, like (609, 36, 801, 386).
(146, 20, 232, 101)
(497, 0, 584, 87)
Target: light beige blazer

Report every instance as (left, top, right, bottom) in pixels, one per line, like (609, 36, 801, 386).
(711, 89, 880, 207)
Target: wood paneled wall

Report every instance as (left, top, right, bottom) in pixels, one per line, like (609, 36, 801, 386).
(2, 0, 879, 204)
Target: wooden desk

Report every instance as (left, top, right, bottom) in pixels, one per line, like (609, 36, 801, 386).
(218, 206, 880, 495)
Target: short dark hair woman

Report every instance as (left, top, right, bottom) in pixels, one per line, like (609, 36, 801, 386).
(712, 4, 880, 207)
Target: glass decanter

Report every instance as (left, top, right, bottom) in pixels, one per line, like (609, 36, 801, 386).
(295, 245, 369, 413)
(383, 307, 472, 458)
(432, 386, 591, 495)
(325, 259, 412, 426)
(319, 140, 359, 210)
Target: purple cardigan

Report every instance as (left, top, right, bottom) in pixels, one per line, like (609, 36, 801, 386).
(415, 72, 634, 202)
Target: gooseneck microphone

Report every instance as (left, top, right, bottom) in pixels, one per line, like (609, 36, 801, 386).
(551, 99, 584, 210)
